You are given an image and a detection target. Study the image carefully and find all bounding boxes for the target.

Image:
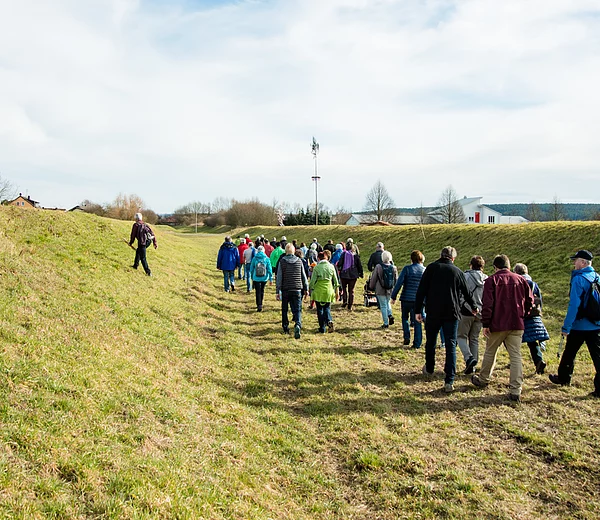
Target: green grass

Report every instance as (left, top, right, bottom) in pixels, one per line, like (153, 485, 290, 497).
(1, 208, 599, 519)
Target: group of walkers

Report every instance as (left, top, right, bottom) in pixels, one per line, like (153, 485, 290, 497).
(216, 234, 600, 402)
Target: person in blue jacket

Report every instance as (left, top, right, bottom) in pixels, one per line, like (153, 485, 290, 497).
(549, 250, 600, 397)
(391, 250, 426, 348)
(216, 236, 240, 292)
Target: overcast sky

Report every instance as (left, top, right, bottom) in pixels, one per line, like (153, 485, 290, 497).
(1, 0, 600, 213)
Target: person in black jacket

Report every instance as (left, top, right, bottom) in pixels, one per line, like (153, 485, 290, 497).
(367, 242, 385, 272)
(276, 244, 309, 338)
(415, 246, 477, 393)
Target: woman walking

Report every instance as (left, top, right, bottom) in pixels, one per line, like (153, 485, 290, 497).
(336, 240, 363, 311)
(249, 245, 273, 312)
(369, 251, 398, 328)
(309, 251, 340, 333)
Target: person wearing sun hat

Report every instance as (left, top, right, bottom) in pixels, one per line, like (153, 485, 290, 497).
(549, 250, 600, 397)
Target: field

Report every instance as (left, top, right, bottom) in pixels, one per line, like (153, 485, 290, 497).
(1, 206, 599, 519)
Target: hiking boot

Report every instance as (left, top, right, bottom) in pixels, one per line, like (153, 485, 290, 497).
(231, 285, 235, 292)
(381, 324, 389, 329)
(282, 328, 290, 335)
(257, 307, 262, 312)
(464, 357, 477, 375)
(548, 374, 569, 386)
(403, 339, 410, 346)
(388, 315, 395, 325)
(422, 364, 433, 378)
(327, 321, 334, 333)
(341, 303, 347, 308)
(471, 374, 488, 388)
(411, 344, 421, 349)
(508, 393, 521, 403)
(146, 272, 152, 277)
(444, 383, 454, 393)
(535, 360, 547, 375)
(294, 324, 301, 339)
(131, 265, 138, 270)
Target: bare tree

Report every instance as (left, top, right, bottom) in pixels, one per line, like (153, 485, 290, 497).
(332, 206, 352, 225)
(364, 180, 396, 222)
(0, 174, 16, 202)
(416, 201, 430, 225)
(525, 201, 542, 222)
(548, 195, 566, 221)
(81, 199, 107, 216)
(433, 186, 466, 224)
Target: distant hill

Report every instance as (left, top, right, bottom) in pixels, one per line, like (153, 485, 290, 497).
(390, 203, 600, 221)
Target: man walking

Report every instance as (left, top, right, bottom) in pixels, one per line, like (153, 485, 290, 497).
(471, 255, 533, 402)
(129, 212, 157, 276)
(367, 242, 385, 272)
(549, 250, 600, 398)
(415, 246, 476, 393)
(276, 244, 309, 338)
(216, 236, 240, 292)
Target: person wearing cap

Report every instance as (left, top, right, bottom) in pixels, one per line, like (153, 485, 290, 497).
(129, 212, 157, 276)
(323, 240, 335, 254)
(549, 250, 600, 397)
(471, 255, 533, 402)
(415, 246, 477, 394)
(367, 242, 385, 272)
(217, 236, 240, 292)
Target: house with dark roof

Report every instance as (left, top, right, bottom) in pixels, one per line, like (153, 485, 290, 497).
(8, 193, 39, 209)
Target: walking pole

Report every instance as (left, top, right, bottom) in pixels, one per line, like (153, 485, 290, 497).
(557, 335, 565, 360)
(121, 238, 136, 251)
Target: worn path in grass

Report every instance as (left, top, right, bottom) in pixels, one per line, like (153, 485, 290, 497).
(1, 209, 599, 519)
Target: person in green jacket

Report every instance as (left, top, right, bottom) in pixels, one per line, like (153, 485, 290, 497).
(270, 242, 285, 274)
(309, 251, 340, 333)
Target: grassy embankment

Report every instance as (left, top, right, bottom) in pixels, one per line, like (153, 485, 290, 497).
(1, 207, 599, 519)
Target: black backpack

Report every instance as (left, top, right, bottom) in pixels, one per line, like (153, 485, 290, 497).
(577, 276, 600, 322)
(381, 264, 394, 290)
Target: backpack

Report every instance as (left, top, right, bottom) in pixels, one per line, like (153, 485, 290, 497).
(255, 261, 267, 278)
(381, 264, 394, 290)
(144, 225, 154, 248)
(578, 276, 600, 322)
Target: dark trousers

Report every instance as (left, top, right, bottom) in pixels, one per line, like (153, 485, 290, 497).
(557, 329, 600, 392)
(281, 290, 302, 331)
(340, 278, 357, 308)
(424, 318, 459, 384)
(401, 301, 422, 347)
(527, 342, 544, 366)
(133, 244, 150, 275)
(254, 281, 266, 309)
(315, 302, 332, 332)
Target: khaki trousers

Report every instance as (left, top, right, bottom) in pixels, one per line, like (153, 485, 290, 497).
(479, 330, 523, 396)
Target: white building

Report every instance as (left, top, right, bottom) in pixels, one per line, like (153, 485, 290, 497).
(429, 197, 527, 225)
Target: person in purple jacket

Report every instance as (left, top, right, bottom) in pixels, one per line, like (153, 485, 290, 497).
(129, 212, 157, 276)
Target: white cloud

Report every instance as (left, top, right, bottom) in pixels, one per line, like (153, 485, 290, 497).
(1, 0, 599, 212)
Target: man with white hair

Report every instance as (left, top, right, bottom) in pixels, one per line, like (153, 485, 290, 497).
(415, 246, 477, 393)
(549, 250, 600, 397)
(129, 212, 157, 276)
(368, 242, 385, 272)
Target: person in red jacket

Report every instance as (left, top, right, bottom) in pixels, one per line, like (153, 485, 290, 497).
(237, 239, 248, 279)
(471, 254, 533, 402)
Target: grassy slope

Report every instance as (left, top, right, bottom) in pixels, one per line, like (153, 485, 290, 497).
(1, 208, 599, 519)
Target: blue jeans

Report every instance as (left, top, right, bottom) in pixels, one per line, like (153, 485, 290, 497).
(376, 295, 392, 326)
(223, 270, 235, 291)
(424, 318, 459, 384)
(401, 301, 422, 347)
(315, 302, 332, 332)
(281, 290, 302, 331)
(237, 264, 243, 279)
(245, 264, 252, 291)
